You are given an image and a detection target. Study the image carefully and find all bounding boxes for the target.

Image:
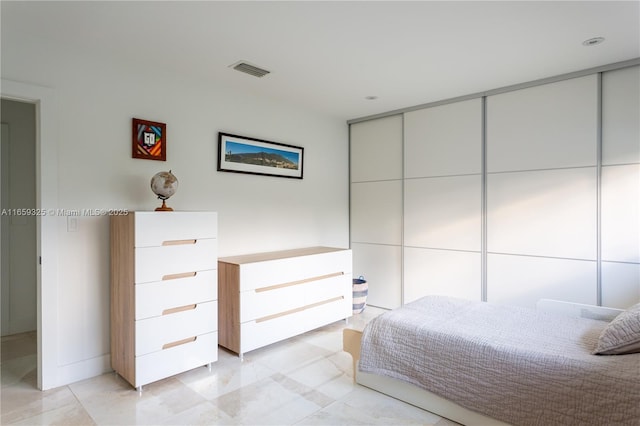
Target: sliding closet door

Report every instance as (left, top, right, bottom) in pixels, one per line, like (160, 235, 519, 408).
(350, 63, 638, 311)
(350, 115, 403, 309)
(486, 75, 599, 308)
(601, 65, 640, 308)
(403, 99, 482, 303)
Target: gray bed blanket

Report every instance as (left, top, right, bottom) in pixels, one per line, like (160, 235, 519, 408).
(359, 296, 640, 426)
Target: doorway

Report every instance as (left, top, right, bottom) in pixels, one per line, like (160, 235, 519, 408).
(1, 99, 38, 387)
(1, 80, 59, 391)
(1, 99, 37, 336)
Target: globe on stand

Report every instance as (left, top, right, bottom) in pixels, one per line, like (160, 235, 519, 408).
(150, 170, 178, 211)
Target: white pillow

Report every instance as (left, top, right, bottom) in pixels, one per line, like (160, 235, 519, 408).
(593, 302, 640, 355)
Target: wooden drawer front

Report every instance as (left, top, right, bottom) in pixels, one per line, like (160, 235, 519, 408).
(240, 297, 347, 353)
(135, 331, 218, 387)
(239, 250, 352, 292)
(135, 270, 217, 320)
(134, 212, 217, 247)
(135, 239, 217, 284)
(240, 274, 348, 322)
(135, 301, 217, 356)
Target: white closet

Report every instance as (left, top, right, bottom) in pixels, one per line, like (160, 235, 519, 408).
(601, 66, 640, 307)
(350, 115, 403, 309)
(403, 98, 482, 303)
(349, 63, 640, 310)
(486, 75, 599, 307)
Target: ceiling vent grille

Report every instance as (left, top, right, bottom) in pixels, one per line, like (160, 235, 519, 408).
(230, 61, 271, 78)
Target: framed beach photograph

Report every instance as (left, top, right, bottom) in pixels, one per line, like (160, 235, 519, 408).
(132, 118, 166, 161)
(217, 132, 304, 179)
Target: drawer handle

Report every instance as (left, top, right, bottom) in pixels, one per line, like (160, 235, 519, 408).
(255, 272, 344, 293)
(162, 239, 197, 246)
(162, 304, 197, 315)
(162, 336, 197, 350)
(162, 271, 197, 281)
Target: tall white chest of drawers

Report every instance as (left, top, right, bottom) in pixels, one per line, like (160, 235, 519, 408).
(218, 247, 352, 357)
(110, 211, 218, 390)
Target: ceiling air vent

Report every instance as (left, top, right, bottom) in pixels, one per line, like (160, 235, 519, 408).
(230, 61, 271, 78)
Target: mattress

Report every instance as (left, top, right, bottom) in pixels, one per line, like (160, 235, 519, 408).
(359, 296, 640, 426)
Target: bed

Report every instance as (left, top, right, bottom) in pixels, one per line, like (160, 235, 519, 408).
(343, 296, 640, 426)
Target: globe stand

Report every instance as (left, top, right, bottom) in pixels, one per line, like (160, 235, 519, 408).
(151, 170, 178, 211)
(155, 199, 173, 212)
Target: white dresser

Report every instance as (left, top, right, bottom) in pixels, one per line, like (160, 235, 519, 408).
(218, 247, 352, 357)
(110, 211, 218, 390)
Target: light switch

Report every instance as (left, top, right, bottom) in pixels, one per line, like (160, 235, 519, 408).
(67, 216, 78, 232)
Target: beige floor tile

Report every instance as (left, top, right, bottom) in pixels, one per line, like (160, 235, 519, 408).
(215, 374, 316, 422)
(1, 383, 79, 425)
(257, 395, 324, 425)
(12, 399, 96, 426)
(158, 400, 234, 425)
(314, 372, 355, 402)
(284, 352, 356, 403)
(1, 331, 37, 362)
(247, 338, 334, 375)
(69, 373, 207, 425)
(271, 372, 335, 408)
(1, 353, 37, 387)
(177, 352, 276, 400)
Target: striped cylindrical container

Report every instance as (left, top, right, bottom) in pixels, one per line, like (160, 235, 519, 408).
(352, 276, 368, 314)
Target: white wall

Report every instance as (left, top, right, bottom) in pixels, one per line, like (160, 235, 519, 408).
(1, 34, 349, 387)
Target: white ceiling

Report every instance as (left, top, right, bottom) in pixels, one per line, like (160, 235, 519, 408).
(3, 1, 639, 121)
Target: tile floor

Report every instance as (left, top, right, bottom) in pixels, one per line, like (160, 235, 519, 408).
(1, 307, 457, 425)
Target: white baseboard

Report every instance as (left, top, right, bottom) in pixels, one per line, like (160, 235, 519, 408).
(55, 354, 111, 388)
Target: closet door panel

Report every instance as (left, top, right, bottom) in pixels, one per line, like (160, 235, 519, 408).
(487, 168, 597, 260)
(351, 181, 402, 245)
(351, 243, 402, 309)
(404, 248, 481, 304)
(601, 164, 640, 263)
(404, 175, 481, 251)
(602, 66, 640, 165)
(350, 114, 403, 311)
(404, 99, 482, 178)
(487, 254, 597, 309)
(487, 75, 598, 173)
(601, 262, 640, 309)
(350, 115, 403, 182)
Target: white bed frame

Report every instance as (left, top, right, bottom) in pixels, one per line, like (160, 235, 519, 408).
(342, 299, 624, 426)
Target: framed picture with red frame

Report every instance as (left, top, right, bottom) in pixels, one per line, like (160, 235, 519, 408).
(132, 118, 166, 161)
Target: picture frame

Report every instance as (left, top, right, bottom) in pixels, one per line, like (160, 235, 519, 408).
(217, 132, 304, 179)
(132, 118, 166, 161)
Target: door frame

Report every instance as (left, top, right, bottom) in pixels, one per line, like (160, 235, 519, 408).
(1, 79, 59, 390)
(1, 123, 9, 336)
